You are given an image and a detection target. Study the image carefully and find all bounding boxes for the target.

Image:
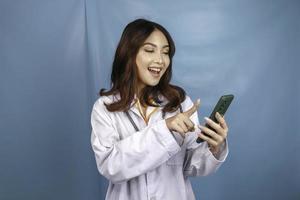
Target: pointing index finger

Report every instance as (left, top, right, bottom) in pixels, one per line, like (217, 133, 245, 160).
(184, 99, 200, 117)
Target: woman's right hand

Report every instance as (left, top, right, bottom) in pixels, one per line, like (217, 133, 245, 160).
(165, 99, 200, 137)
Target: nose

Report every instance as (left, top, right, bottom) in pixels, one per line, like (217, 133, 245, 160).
(154, 52, 164, 64)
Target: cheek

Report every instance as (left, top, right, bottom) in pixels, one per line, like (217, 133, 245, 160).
(136, 53, 151, 68)
(164, 57, 170, 68)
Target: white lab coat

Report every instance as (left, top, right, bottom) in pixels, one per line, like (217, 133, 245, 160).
(91, 93, 228, 200)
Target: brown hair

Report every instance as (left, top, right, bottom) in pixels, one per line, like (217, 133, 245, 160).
(100, 18, 186, 114)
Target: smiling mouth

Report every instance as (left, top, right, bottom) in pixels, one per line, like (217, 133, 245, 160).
(148, 67, 162, 74)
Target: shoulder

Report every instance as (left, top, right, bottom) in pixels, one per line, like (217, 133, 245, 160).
(92, 93, 120, 112)
(158, 93, 194, 109)
(181, 95, 195, 111)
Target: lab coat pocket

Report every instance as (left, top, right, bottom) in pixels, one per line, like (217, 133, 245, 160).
(166, 149, 185, 166)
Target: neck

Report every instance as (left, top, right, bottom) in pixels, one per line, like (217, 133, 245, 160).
(135, 85, 145, 100)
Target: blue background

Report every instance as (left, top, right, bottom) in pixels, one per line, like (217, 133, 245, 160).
(1, 0, 299, 199)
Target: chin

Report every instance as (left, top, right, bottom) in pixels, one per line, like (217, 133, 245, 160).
(148, 81, 160, 87)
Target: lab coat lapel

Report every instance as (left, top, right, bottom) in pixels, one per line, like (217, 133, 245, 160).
(113, 93, 166, 121)
(128, 96, 164, 121)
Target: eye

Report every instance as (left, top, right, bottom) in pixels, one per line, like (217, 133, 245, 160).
(163, 48, 170, 55)
(144, 49, 154, 53)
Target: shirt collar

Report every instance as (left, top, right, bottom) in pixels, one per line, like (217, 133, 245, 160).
(111, 92, 165, 110)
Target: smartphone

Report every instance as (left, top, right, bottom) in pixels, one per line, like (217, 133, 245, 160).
(196, 94, 234, 143)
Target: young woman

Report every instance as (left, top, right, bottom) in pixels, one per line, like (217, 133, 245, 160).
(91, 18, 229, 200)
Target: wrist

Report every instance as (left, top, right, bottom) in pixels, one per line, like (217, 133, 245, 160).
(208, 144, 220, 157)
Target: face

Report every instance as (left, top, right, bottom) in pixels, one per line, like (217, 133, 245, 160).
(135, 30, 170, 93)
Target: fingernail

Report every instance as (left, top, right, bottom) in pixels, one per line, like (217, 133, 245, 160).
(204, 117, 210, 121)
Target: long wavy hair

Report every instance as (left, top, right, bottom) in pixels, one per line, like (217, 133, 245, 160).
(100, 18, 186, 114)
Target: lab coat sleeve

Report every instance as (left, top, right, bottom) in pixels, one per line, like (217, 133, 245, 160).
(181, 96, 229, 177)
(90, 98, 181, 184)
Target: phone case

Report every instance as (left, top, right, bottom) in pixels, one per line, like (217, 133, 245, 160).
(196, 94, 234, 143)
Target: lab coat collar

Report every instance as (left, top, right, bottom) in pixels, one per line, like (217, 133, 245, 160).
(111, 92, 166, 118)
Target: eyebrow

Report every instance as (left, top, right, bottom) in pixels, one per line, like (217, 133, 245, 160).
(143, 42, 169, 48)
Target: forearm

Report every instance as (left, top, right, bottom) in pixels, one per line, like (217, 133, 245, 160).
(92, 120, 181, 183)
(183, 139, 228, 177)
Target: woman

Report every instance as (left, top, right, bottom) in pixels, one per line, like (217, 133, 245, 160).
(91, 18, 229, 200)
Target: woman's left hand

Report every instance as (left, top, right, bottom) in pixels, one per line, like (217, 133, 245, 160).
(197, 112, 228, 155)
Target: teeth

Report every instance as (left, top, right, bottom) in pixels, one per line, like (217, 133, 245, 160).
(148, 67, 161, 73)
